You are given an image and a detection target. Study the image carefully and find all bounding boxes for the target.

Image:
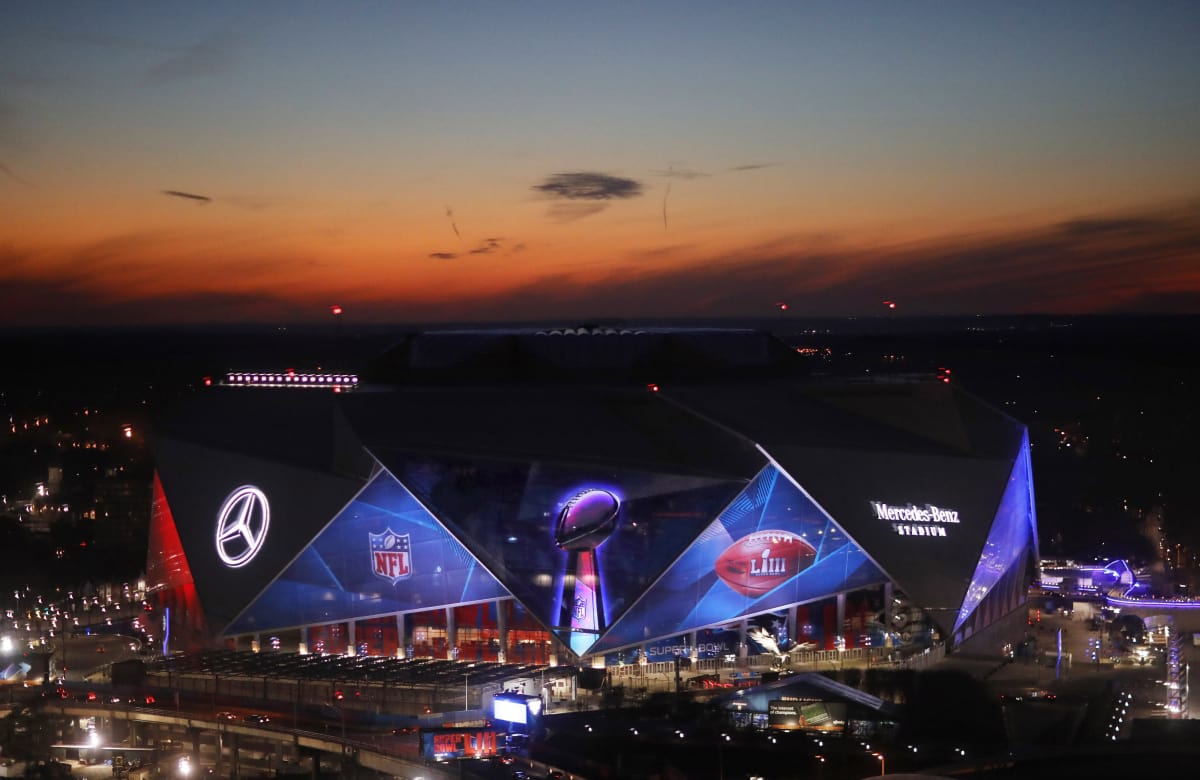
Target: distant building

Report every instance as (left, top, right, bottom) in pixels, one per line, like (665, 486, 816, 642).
(146, 327, 1038, 664)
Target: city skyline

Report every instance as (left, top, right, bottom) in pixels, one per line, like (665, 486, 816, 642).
(2, 1, 1198, 326)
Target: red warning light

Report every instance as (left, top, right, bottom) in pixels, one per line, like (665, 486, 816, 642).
(883, 300, 896, 310)
(647, 383, 660, 393)
(203, 376, 212, 387)
(330, 304, 344, 316)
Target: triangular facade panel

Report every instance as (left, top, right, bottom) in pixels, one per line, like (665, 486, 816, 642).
(592, 465, 889, 654)
(763, 446, 1016, 638)
(226, 470, 510, 634)
(954, 432, 1036, 632)
(153, 436, 369, 634)
(145, 470, 208, 650)
(146, 471, 196, 595)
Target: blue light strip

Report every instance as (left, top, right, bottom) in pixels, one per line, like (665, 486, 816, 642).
(1106, 595, 1200, 610)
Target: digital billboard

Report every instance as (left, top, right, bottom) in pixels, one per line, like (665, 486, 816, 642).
(378, 453, 747, 655)
(226, 471, 509, 634)
(420, 728, 502, 761)
(590, 466, 888, 654)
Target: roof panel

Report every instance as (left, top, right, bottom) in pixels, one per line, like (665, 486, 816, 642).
(340, 387, 764, 479)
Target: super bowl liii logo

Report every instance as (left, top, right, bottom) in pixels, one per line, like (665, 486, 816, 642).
(870, 501, 960, 538)
(370, 529, 412, 583)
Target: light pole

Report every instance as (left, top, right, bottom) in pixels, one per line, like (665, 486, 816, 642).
(873, 751, 886, 775)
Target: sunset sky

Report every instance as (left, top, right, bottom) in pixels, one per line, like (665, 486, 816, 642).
(3, 1, 1198, 326)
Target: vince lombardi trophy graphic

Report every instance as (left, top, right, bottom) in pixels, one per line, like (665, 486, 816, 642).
(555, 489, 620, 655)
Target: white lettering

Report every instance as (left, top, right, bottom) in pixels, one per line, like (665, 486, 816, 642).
(873, 500, 961, 539)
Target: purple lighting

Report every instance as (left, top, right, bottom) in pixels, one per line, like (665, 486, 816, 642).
(1106, 595, 1200, 610)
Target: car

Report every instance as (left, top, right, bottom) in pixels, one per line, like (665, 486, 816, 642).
(243, 714, 271, 724)
(510, 772, 528, 780)
(546, 772, 566, 780)
(215, 711, 237, 721)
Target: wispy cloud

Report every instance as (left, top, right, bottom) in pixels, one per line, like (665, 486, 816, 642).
(0, 230, 332, 325)
(729, 163, 777, 172)
(546, 202, 608, 223)
(145, 28, 241, 85)
(653, 166, 709, 229)
(653, 167, 708, 180)
(404, 200, 1200, 321)
(468, 237, 504, 255)
(0, 161, 35, 187)
(3, 201, 1197, 326)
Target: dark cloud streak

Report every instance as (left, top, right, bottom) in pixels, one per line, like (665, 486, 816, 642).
(533, 172, 643, 201)
(163, 189, 212, 203)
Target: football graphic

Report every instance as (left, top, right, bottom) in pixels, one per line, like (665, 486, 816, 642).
(715, 530, 817, 597)
(555, 489, 620, 551)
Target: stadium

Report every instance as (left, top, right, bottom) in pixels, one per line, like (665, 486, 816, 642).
(146, 327, 1038, 674)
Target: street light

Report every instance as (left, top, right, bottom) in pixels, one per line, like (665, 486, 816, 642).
(873, 751, 885, 776)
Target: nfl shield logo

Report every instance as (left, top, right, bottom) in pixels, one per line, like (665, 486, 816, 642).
(370, 529, 412, 584)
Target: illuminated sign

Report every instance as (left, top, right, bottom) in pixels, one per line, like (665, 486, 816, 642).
(555, 488, 620, 655)
(648, 642, 725, 658)
(493, 697, 528, 724)
(768, 699, 847, 732)
(215, 486, 270, 568)
(870, 502, 959, 538)
(369, 528, 412, 584)
(768, 700, 802, 730)
(421, 729, 500, 761)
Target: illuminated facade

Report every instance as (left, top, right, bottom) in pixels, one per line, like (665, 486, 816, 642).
(146, 328, 1038, 664)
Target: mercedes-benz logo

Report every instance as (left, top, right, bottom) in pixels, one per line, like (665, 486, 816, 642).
(215, 485, 270, 568)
